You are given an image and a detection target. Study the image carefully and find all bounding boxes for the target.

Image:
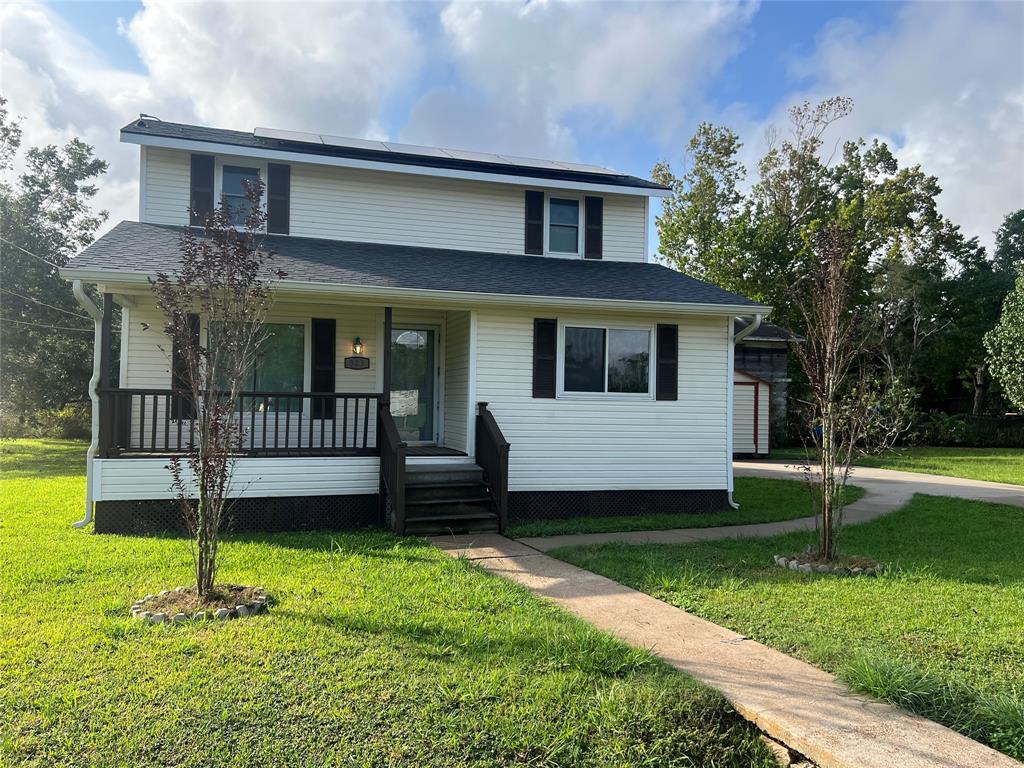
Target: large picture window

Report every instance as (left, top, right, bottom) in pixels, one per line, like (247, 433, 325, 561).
(210, 322, 305, 411)
(562, 325, 651, 396)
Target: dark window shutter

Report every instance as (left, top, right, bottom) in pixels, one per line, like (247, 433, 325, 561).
(525, 190, 544, 255)
(656, 323, 678, 401)
(533, 318, 557, 398)
(267, 163, 291, 234)
(311, 318, 336, 419)
(171, 313, 200, 418)
(584, 196, 603, 259)
(189, 154, 215, 226)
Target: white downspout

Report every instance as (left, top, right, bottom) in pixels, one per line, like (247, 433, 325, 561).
(728, 313, 763, 509)
(72, 280, 103, 528)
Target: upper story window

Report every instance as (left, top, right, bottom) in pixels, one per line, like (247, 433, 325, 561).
(548, 197, 581, 254)
(221, 164, 262, 226)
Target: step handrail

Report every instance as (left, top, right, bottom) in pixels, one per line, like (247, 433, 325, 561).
(475, 402, 510, 532)
(378, 405, 407, 534)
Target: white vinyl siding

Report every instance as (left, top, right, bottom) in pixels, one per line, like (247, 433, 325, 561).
(94, 457, 379, 500)
(443, 310, 471, 452)
(475, 308, 730, 491)
(141, 147, 191, 225)
(139, 148, 648, 262)
(733, 371, 769, 455)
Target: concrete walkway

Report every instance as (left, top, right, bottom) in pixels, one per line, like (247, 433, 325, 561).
(432, 533, 1020, 768)
(519, 462, 1023, 552)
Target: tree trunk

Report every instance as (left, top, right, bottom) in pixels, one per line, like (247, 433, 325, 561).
(973, 365, 989, 417)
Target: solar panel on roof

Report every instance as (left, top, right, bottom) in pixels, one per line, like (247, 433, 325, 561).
(439, 148, 515, 165)
(254, 127, 323, 145)
(320, 134, 389, 152)
(553, 160, 621, 176)
(497, 154, 572, 171)
(382, 141, 451, 158)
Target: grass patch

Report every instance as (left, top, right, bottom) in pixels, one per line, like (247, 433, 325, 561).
(769, 446, 1024, 485)
(508, 477, 864, 538)
(0, 439, 775, 767)
(551, 493, 1024, 759)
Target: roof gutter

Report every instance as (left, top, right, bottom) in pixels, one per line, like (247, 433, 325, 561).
(60, 268, 771, 318)
(728, 312, 764, 509)
(71, 280, 103, 529)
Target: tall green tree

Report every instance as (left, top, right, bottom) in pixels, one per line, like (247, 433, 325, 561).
(0, 97, 109, 413)
(985, 273, 1024, 411)
(993, 209, 1024, 275)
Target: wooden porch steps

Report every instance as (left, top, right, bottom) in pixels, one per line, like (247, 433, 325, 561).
(404, 463, 499, 535)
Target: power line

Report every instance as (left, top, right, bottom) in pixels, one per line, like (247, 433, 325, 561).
(1, 316, 94, 333)
(0, 287, 90, 319)
(0, 235, 64, 269)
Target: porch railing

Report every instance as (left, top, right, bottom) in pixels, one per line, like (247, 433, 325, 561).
(476, 402, 510, 532)
(98, 388, 381, 457)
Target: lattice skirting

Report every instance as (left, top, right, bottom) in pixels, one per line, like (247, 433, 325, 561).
(508, 489, 730, 524)
(94, 495, 381, 534)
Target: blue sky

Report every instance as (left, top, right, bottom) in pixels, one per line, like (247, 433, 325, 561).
(5, 1, 1022, 249)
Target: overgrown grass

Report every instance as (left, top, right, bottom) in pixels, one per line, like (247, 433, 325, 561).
(769, 446, 1024, 485)
(552, 494, 1024, 759)
(508, 476, 864, 537)
(0, 439, 774, 767)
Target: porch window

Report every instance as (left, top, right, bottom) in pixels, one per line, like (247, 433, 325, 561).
(548, 198, 580, 254)
(210, 322, 304, 411)
(222, 165, 261, 226)
(562, 325, 651, 396)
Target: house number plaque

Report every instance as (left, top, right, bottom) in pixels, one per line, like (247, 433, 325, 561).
(344, 356, 370, 370)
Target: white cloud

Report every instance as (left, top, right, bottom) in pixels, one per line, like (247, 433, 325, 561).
(761, 2, 1024, 250)
(403, 0, 757, 158)
(1, 1, 426, 234)
(123, 2, 424, 135)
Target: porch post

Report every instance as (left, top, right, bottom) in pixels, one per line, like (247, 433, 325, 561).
(97, 293, 114, 457)
(381, 306, 392, 407)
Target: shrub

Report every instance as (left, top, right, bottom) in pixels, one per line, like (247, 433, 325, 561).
(0, 402, 91, 439)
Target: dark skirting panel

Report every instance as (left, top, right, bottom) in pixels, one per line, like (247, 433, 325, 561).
(508, 489, 729, 524)
(94, 494, 381, 535)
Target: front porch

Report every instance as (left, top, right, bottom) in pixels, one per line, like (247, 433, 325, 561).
(90, 298, 509, 535)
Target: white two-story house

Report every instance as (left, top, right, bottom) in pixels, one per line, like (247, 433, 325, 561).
(61, 117, 769, 536)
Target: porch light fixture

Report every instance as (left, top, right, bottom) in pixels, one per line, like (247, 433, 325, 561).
(352, 337, 364, 355)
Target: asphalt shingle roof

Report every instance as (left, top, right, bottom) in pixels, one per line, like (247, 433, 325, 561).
(66, 221, 764, 309)
(121, 119, 669, 192)
(734, 318, 801, 342)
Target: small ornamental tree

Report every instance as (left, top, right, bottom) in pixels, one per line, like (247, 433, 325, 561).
(985, 274, 1024, 411)
(150, 181, 280, 596)
(789, 225, 914, 562)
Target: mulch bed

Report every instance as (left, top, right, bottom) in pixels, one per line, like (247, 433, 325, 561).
(143, 584, 264, 614)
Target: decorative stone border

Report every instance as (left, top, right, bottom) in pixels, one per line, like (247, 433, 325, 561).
(131, 587, 268, 624)
(773, 555, 886, 577)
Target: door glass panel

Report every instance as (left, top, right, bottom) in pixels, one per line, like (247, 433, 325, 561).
(390, 328, 435, 442)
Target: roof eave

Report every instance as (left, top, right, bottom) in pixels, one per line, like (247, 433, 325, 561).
(60, 266, 771, 316)
(120, 131, 671, 198)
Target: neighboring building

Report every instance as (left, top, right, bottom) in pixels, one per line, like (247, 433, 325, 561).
(734, 319, 800, 451)
(62, 117, 769, 536)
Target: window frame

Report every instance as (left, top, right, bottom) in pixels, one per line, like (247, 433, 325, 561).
(556, 319, 655, 400)
(544, 193, 584, 257)
(214, 157, 268, 230)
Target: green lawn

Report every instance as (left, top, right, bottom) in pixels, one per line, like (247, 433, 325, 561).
(508, 477, 864, 538)
(0, 439, 774, 768)
(769, 446, 1024, 485)
(552, 495, 1024, 759)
